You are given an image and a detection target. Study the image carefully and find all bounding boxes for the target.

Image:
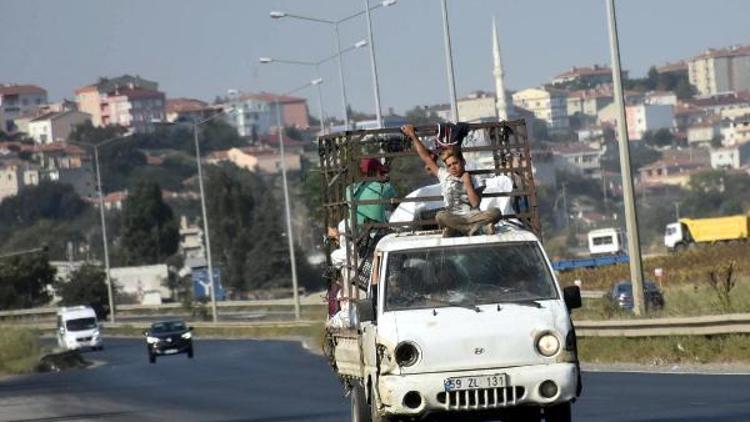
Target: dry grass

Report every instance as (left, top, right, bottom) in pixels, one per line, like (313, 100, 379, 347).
(0, 326, 42, 375)
(571, 275, 750, 320)
(558, 243, 750, 291)
(579, 335, 750, 364)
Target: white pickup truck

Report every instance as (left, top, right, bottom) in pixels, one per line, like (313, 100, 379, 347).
(319, 121, 582, 422)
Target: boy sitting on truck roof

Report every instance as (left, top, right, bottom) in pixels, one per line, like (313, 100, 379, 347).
(401, 124, 501, 237)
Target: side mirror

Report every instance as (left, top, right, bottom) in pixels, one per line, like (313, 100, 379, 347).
(188, 326, 194, 331)
(563, 286, 582, 310)
(143, 330, 149, 336)
(355, 299, 375, 323)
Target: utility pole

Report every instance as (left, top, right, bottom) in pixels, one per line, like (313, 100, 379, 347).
(606, 0, 646, 315)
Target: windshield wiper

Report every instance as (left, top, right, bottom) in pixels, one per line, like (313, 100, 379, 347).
(503, 299, 543, 308)
(428, 297, 482, 313)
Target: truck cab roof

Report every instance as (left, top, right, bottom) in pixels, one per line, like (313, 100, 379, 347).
(376, 224, 540, 253)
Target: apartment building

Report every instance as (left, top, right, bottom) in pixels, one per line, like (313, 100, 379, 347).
(552, 65, 617, 87)
(512, 87, 569, 133)
(27, 110, 91, 144)
(457, 91, 500, 122)
(710, 142, 750, 170)
(75, 75, 164, 133)
(688, 45, 750, 96)
(0, 84, 48, 132)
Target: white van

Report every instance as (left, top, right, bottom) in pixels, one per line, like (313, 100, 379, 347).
(56, 306, 103, 351)
(587, 228, 624, 256)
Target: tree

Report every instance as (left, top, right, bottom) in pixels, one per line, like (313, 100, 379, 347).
(68, 121, 128, 145)
(642, 128, 674, 148)
(54, 264, 111, 319)
(0, 254, 54, 310)
(284, 125, 304, 141)
(404, 106, 440, 126)
(204, 164, 320, 293)
(0, 182, 89, 230)
(120, 180, 179, 265)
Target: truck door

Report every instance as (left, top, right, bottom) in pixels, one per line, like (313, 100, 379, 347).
(361, 253, 381, 372)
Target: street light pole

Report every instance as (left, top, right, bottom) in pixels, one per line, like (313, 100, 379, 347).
(93, 145, 116, 323)
(440, 0, 459, 122)
(273, 78, 322, 321)
(191, 110, 236, 323)
(275, 100, 300, 320)
(333, 23, 350, 129)
(193, 123, 219, 323)
(606, 0, 646, 316)
(363, 0, 383, 128)
(314, 64, 327, 134)
(260, 41, 367, 135)
(270, 1, 396, 129)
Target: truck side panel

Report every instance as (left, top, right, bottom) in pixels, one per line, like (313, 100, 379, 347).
(682, 215, 750, 243)
(332, 329, 363, 378)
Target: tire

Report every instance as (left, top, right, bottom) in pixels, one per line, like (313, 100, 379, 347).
(673, 243, 687, 253)
(187, 347, 194, 359)
(351, 382, 371, 422)
(148, 353, 156, 364)
(544, 402, 572, 422)
(504, 406, 541, 422)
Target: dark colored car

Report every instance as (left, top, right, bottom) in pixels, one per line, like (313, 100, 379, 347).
(610, 281, 665, 311)
(144, 320, 194, 363)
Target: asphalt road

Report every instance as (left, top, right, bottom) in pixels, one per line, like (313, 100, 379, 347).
(1, 338, 749, 422)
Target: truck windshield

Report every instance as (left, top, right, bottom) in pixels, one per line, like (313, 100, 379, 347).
(385, 242, 558, 311)
(66, 317, 97, 331)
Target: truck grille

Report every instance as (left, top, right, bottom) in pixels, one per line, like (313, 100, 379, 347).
(437, 386, 524, 411)
(77, 337, 92, 342)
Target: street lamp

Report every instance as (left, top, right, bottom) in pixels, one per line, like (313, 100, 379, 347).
(259, 40, 367, 134)
(270, 0, 396, 129)
(440, 0, 459, 122)
(274, 78, 323, 321)
(192, 108, 236, 323)
(69, 135, 129, 323)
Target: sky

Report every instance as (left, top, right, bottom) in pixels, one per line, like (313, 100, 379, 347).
(1, 0, 749, 119)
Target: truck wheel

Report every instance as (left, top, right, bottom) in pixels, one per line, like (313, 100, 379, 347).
(544, 401, 572, 422)
(504, 406, 541, 421)
(673, 243, 687, 253)
(187, 347, 194, 359)
(351, 382, 371, 422)
(148, 353, 156, 364)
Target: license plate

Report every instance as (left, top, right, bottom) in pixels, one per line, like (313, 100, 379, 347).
(444, 374, 507, 391)
(164, 349, 178, 354)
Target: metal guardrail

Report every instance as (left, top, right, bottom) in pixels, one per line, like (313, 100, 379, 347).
(0, 300, 325, 318)
(575, 313, 750, 337)
(7, 319, 322, 330)
(4, 304, 750, 338)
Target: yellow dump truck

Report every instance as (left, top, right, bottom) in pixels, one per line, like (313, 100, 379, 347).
(664, 215, 750, 252)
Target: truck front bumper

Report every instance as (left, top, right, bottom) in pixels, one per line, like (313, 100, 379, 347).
(375, 363, 578, 418)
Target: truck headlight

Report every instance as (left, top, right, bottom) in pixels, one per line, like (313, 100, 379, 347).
(395, 342, 420, 367)
(536, 333, 560, 357)
(146, 336, 160, 344)
(181, 332, 192, 340)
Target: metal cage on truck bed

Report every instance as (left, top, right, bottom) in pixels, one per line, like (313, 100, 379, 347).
(317, 119, 540, 298)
